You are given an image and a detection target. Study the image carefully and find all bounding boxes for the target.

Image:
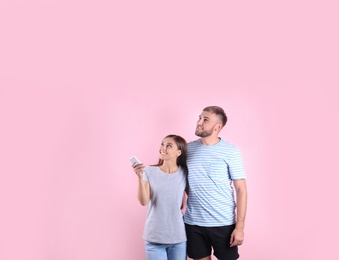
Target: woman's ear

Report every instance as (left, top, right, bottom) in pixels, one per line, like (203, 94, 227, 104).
(177, 150, 182, 157)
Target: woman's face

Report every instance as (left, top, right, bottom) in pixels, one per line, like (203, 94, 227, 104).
(159, 137, 182, 162)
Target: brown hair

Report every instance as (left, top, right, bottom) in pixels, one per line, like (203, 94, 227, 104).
(154, 134, 187, 173)
(203, 106, 227, 126)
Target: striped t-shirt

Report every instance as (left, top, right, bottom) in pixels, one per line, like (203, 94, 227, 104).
(184, 138, 246, 226)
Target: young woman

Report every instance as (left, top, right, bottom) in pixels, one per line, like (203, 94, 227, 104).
(132, 134, 188, 260)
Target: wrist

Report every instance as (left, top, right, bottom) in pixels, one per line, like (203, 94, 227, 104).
(235, 223, 245, 230)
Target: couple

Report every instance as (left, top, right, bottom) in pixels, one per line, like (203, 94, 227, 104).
(133, 106, 248, 260)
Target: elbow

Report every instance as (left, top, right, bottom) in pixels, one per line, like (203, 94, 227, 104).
(138, 197, 149, 206)
(139, 200, 148, 206)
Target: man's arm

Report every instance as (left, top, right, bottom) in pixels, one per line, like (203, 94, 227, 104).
(230, 179, 247, 247)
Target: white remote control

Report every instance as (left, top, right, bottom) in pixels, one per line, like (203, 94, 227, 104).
(130, 156, 141, 165)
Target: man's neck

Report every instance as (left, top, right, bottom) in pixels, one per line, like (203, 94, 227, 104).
(200, 136, 220, 146)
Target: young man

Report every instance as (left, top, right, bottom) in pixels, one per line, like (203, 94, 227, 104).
(184, 106, 247, 260)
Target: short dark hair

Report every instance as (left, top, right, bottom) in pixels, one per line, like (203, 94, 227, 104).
(203, 106, 227, 126)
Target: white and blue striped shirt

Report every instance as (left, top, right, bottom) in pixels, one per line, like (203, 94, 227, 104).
(184, 138, 246, 226)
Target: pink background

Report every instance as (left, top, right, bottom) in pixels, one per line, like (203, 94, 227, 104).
(1, 1, 338, 259)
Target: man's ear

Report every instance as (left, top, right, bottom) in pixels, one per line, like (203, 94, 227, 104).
(214, 123, 222, 132)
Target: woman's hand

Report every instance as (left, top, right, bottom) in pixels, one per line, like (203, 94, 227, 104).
(132, 163, 145, 179)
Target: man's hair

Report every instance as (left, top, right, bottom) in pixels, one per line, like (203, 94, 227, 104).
(203, 106, 227, 127)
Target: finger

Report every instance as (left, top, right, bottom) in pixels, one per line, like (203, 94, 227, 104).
(232, 238, 244, 247)
(134, 163, 144, 170)
(135, 168, 143, 174)
(135, 167, 145, 176)
(230, 240, 238, 247)
(133, 165, 141, 172)
(132, 163, 139, 168)
(230, 233, 235, 246)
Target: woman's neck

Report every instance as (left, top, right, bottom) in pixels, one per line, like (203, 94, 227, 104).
(159, 160, 179, 174)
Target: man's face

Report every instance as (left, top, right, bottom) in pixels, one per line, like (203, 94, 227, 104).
(195, 111, 221, 137)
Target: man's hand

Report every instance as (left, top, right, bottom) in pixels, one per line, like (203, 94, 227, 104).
(230, 227, 244, 247)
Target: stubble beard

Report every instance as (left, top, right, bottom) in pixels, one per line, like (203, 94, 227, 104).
(195, 127, 214, 138)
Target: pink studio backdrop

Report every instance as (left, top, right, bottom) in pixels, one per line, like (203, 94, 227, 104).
(0, 1, 338, 260)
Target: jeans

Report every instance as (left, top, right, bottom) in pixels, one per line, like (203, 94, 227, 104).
(145, 241, 187, 260)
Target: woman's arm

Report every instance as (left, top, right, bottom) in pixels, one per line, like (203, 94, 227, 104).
(133, 164, 150, 206)
(137, 178, 150, 206)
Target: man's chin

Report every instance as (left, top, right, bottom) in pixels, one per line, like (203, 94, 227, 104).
(195, 131, 205, 137)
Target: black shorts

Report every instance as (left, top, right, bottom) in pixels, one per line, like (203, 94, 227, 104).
(185, 223, 239, 260)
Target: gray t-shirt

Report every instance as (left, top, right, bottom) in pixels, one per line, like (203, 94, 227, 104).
(142, 165, 187, 243)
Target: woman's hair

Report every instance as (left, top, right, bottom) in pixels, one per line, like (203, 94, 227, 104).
(154, 134, 187, 173)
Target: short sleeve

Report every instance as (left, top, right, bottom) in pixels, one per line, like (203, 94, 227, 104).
(229, 147, 246, 180)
